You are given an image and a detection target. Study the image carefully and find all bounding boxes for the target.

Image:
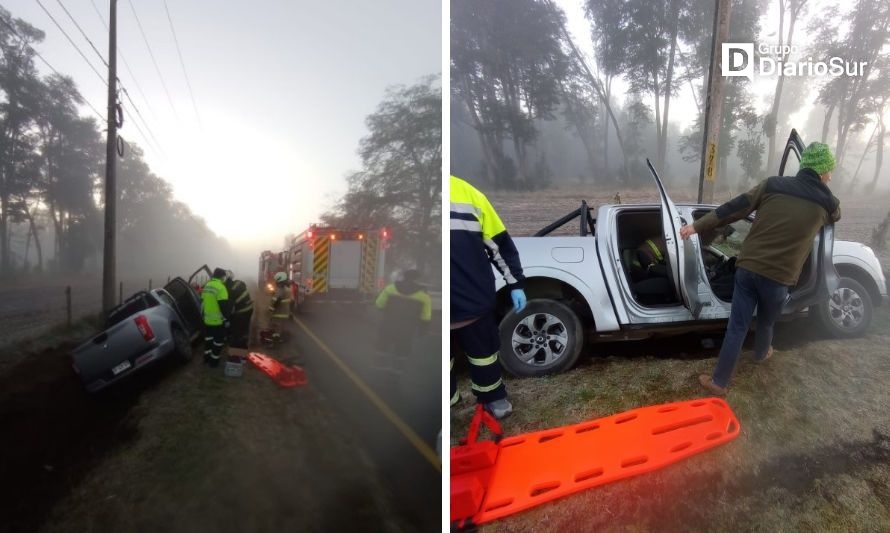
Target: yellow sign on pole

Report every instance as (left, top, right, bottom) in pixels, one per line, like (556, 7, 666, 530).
(705, 142, 717, 183)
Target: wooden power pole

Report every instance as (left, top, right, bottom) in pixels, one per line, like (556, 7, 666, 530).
(698, 0, 731, 203)
(102, 0, 118, 313)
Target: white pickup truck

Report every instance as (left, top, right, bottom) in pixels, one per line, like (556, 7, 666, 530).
(494, 131, 888, 377)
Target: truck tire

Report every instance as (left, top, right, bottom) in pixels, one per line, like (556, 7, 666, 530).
(171, 325, 193, 362)
(498, 299, 583, 377)
(814, 276, 873, 338)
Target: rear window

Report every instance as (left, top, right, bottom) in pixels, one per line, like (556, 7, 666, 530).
(104, 292, 159, 328)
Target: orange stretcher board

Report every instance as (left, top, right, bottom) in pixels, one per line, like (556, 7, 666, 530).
(451, 397, 740, 527)
(247, 352, 308, 387)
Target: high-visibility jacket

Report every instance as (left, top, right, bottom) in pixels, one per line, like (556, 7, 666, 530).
(268, 284, 292, 319)
(375, 282, 432, 321)
(636, 238, 666, 270)
(450, 175, 525, 323)
(201, 277, 230, 326)
(227, 279, 253, 315)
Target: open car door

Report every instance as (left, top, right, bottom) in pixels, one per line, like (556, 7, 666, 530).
(646, 159, 708, 318)
(777, 130, 840, 313)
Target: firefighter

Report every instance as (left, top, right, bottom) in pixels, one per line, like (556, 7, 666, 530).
(374, 269, 432, 369)
(451, 175, 526, 420)
(201, 267, 231, 367)
(265, 271, 292, 344)
(224, 270, 254, 357)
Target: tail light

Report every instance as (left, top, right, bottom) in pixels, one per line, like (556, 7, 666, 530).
(307, 230, 313, 239)
(331, 234, 337, 240)
(382, 228, 388, 239)
(134, 315, 155, 342)
(358, 234, 364, 240)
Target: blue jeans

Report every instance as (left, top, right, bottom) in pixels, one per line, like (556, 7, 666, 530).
(712, 267, 789, 388)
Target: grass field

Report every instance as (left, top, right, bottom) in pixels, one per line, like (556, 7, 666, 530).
(451, 308, 890, 532)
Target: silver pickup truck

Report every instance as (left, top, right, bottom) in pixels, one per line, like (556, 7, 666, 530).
(71, 268, 207, 392)
(493, 131, 888, 377)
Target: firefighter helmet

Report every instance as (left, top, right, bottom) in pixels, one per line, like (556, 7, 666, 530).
(274, 272, 287, 283)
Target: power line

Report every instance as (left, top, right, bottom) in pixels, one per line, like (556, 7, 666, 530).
(127, 0, 179, 121)
(35, 0, 107, 87)
(54, 0, 107, 68)
(52, 0, 166, 160)
(0, 12, 105, 122)
(162, 0, 201, 127)
(88, 0, 160, 125)
(120, 87, 166, 158)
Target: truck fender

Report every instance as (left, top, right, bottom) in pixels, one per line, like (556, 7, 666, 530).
(497, 266, 620, 332)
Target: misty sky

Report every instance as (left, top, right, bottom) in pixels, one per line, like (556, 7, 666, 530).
(8, 1, 441, 255)
(556, 0, 873, 145)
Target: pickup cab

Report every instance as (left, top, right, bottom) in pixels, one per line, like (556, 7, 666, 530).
(494, 130, 888, 377)
(71, 267, 207, 392)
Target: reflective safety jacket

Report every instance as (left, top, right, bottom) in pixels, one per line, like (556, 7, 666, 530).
(227, 279, 253, 315)
(450, 175, 525, 323)
(268, 284, 292, 319)
(201, 277, 230, 326)
(375, 282, 432, 321)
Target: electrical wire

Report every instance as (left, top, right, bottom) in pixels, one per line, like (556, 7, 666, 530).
(35, 0, 106, 86)
(162, 0, 201, 127)
(51, 0, 166, 159)
(88, 0, 160, 124)
(127, 0, 179, 121)
(54, 0, 106, 67)
(0, 12, 105, 121)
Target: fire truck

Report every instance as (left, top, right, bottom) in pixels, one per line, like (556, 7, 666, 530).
(285, 225, 388, 304)
(258, 249, 287, 294)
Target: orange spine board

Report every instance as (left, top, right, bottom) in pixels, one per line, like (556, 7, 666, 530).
(454, 397, 740, 525)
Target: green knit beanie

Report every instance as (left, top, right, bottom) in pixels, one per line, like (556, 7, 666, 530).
(800, 142, 836, 175)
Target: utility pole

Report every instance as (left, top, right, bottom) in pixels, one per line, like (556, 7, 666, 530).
(697, 0, 731, 203)
(102, 0, 118, 313)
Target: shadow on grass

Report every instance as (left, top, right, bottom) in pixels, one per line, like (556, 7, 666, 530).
(0, 334, 192, 532)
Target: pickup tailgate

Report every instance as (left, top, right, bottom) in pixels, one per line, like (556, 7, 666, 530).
(71, 308, 168, 386)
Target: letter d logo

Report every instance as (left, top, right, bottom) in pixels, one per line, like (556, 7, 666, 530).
(722, 43, 754, 81)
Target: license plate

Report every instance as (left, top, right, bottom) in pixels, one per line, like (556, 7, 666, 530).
(111, 360, 132, 375)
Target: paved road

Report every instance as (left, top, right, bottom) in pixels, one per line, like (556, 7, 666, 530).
(285, 301, 442, 531)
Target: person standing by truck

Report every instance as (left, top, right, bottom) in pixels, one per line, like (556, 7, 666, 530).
(374, 269, 432, 370)
(450, 175, 527, 419)
(225, 271, 254, 357)
(202, 268, 232, 367)
(265, 272, 292, 344)
(680, 142, 841, 395)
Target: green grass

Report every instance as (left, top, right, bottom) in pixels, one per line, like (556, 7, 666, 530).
(0, 314, 102, 374)
(451, 308, 890, 532)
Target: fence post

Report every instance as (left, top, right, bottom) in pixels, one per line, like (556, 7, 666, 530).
(66, 285, 72, 328)
(167, 275, 170, 283)
(119, 281, 123, 305)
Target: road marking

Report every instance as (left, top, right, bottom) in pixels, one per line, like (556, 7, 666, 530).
(293, 317, 441, 472)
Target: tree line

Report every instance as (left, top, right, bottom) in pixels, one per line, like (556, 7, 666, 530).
(322, 75, 442, 284)
(451, 0, 890, 192)
(0, 7, 229, 279)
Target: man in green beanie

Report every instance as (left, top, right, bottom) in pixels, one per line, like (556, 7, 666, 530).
(680, 141, 841, 395)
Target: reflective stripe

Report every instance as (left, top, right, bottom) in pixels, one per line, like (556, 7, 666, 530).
(450, 357, 454, 370)
(484, 237, 518, 285)
(208, 353, 220, 360)
(450, 201, 481, 216)
(471, 378, 503, 393)
(450, 389, 460, 406)
(272, 313, 290, 318)
(212, 341, 224, 347)
(235, 306, 253, 314)
(468, 353, 498, 366)
(645, 239, 664, 262)
(204, 349, 212, 355)
(204, 337, 213, 342)
(450, 218, 482, 232)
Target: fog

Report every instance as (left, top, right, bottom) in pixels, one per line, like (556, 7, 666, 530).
(451, 0, 890, 197)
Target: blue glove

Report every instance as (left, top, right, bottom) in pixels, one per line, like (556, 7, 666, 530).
(510, 289, 527, 313)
